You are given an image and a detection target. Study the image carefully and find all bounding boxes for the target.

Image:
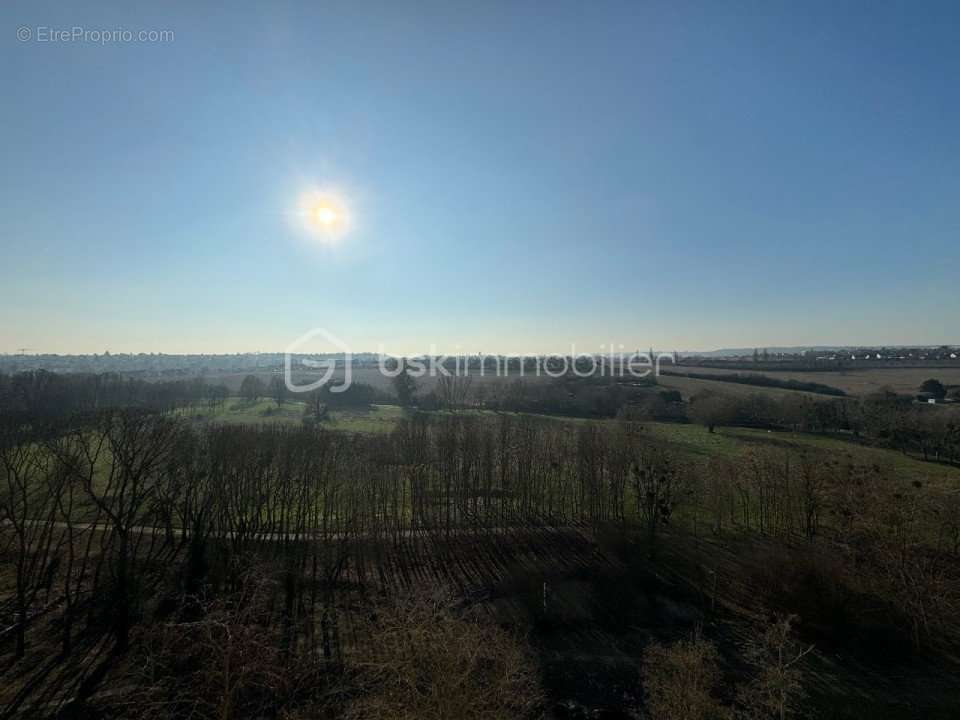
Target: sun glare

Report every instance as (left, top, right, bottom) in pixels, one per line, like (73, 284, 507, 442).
(297, 189, 350, 241)
(314, 206, 337, 226)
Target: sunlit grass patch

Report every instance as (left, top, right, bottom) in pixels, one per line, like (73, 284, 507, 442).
(177, 398, 307, 426)
(320, 404, 406, 434)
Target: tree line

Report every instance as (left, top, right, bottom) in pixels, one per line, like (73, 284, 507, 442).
(0, 370, 228, 423)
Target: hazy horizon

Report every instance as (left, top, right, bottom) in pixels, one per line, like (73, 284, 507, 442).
(2, 342, 957, 359)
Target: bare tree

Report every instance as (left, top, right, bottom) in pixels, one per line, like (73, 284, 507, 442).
(737, 614, 813, 720)
(690, 392, 738, 434)
(46, 431, 104, 656)
(632, 448, 686, 559)
(269, 375, 286, 408)
(437, 373, 473, 411)
(239, 375, 264, 403)
(0, 426, 64, 658)
(78, 410, 179, 652)
(392, 359, 417, 407)
(796, 452, 826, 541)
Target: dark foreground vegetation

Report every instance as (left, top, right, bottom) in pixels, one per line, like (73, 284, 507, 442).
(1, 371, 960, 718)
(0, 371, 229, 423)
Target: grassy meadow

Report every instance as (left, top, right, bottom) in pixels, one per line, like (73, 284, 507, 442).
(178, 398, 404, 433)
(670, 365, 960, 396)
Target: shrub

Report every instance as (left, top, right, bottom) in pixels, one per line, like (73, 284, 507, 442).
(344, 592, 543, 720)
(642, 631, 727, 720)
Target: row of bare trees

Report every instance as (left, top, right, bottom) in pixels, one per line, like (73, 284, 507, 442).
(0, 412, 652, 662)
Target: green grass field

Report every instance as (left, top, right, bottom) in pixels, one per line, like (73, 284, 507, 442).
(668, 365, 960, 397)
(178, 398, 307, 426)
(641, 422, 960, 490)
(657, 373, 827, 400)
(318, 404, 405, 433)
(178, 398, 405, 433)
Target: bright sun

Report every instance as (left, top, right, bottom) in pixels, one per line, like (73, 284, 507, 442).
(298, 190, 349, 240)
(312, 205, 338, 226)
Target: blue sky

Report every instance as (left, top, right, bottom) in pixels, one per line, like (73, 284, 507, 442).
(2, 1, 957, 355)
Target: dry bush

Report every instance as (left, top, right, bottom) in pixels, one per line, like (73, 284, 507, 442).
(737, 614, 812, 720)
(641, 630, 727, 720)
(746, 549, 904, 652)
(343, 591, 543, 720)
(118, 567, 335, 720)
(869, 540, 960, 651)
